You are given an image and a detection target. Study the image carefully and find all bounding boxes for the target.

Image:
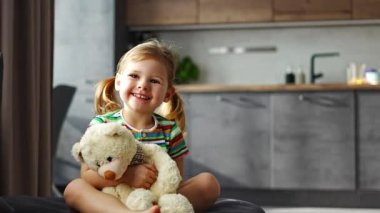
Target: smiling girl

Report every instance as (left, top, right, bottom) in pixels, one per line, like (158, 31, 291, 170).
(63, 39, 220, 213)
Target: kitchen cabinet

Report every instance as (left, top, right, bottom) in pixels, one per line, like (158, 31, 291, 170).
(358, 92, 380, 190)
(178, 86, 380, 207)
(126, 0, 197, 26)
(271, 92, 355, 189)
(183, 91, 356, 190)
(125, 0, 380, 28)
(198, 0, 272, 24)
(353, 0, 380, 19)
(273, 0, 351, 21)
(184, 93, 271, 188)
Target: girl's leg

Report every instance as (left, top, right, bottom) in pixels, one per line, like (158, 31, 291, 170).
(64, 178, 159, 213)
(178, 172, 220, 213)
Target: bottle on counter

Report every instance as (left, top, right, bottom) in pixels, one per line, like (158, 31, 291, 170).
(346, 62, 358, 84)
(285, 66, 295, 84)
(295, 66, 306, 84)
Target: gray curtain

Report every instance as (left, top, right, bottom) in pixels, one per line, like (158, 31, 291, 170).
(0, 0, 54, 196)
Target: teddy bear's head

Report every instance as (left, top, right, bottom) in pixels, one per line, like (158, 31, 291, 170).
(72, 122, 138, 180)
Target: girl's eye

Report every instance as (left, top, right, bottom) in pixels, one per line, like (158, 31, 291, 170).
(150, 79, 160, 84)
(129, 74, 138, 79)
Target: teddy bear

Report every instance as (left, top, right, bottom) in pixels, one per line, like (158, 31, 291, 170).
(71, 122, 194, 213)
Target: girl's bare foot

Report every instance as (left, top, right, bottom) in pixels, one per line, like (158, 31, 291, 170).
(143, 205, 160, 213)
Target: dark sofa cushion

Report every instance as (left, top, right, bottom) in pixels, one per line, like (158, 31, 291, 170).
(0, 196, 70, 213)
(0, 196, 265, 213)
(208, 198, 265, 213)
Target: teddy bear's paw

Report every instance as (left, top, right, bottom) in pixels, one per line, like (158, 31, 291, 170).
(126, 188, 157, 211)
(102, 186, 118, 198)
(115, 183, 134, 203)
(158, 194, 194, 213)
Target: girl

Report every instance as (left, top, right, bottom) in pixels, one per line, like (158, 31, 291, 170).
(63, 40, 220, 213)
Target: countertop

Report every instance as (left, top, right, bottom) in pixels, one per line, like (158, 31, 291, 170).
(176, 83, 380, 93)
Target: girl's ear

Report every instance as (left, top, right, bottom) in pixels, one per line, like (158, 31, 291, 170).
(164, 87, 175, 102)
(114, 74, 120, 91)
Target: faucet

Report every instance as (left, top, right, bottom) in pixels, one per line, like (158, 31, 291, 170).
(310, 52, 340, 83)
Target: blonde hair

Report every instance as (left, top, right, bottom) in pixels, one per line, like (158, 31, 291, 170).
(94, 39, 186, 131)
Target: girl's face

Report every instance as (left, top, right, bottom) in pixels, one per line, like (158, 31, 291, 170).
(115, 58, 173, 115)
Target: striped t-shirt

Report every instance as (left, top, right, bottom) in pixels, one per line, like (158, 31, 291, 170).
(89, 110, 189, 160)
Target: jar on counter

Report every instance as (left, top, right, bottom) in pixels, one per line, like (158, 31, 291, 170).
(285, 66, 295, 84)
(364, 68, 379, 85)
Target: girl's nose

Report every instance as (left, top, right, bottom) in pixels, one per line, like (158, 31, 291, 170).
(137, 80, 148, 90)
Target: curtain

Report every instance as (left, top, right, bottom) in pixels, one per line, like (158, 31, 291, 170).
(0, 0, 54, 196)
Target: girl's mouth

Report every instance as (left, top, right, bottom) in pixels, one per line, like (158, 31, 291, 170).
(132, 93, 151, 100)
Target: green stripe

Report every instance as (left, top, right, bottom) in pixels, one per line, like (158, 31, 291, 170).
(170, 146, 188, 158)
(90, 117, 104, 125)
(170, 125, 181, 139)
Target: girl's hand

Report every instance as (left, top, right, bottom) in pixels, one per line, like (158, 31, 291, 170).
(121, 164, 158, 189)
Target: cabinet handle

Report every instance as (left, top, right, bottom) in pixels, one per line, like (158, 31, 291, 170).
(298, 94, 348, 107)
(217, 96, 266, 109)
(238, 97, 266, 108)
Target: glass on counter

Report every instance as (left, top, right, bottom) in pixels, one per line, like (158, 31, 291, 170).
(346, 62, 365, 85)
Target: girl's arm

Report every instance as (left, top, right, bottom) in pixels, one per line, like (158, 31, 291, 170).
(175, 157, 185, 178)
(80, 163, 158, 189)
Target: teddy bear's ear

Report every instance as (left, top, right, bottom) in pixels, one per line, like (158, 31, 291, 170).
(72, 142, 84, 163)
(103, 123, 126, 137)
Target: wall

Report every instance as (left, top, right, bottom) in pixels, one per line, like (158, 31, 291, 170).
(157, 24, 380, 84)
(53, 0, 115, 185)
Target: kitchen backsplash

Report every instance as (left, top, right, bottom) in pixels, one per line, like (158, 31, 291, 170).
(157, 25, 380, 85)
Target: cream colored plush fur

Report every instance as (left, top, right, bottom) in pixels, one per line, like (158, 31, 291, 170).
(72, 122, 194, 213)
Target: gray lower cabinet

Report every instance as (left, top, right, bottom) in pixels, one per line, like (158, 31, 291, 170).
(184, 93, 271, 189)
(358, 92, 380, 190)
(271, 92, 355, 190)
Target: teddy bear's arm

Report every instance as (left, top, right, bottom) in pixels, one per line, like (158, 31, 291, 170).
(140, 144, 182, 197)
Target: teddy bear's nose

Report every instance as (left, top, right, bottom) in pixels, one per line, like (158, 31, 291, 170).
(104, 170, 116, 180)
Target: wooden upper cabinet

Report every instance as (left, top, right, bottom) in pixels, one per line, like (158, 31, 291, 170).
(274, 0, 351, 21)
(126, 0, 197, 26)
(353, 0, 380, 19)
(125, 0, 380, 27)
(199, 0, 272, 24)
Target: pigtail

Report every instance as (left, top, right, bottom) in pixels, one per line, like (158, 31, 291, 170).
(94, 77, 121, 115)
(160, 91, 186, 132)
